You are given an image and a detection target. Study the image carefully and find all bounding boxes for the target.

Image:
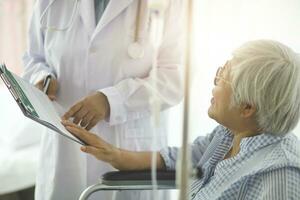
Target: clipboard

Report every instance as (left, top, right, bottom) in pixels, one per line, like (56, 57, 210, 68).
(0, 64, 85, 145)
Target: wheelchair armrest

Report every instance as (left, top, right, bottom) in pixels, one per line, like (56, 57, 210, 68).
(79, 170, 177, 200)
(101, 170, 176, 186)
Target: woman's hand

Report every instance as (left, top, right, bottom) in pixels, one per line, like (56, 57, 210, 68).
(62, 120, 166, 171)
(35, 78, 58, 101)
(62, 120, 120, 165)
(62, 92, 110, 130)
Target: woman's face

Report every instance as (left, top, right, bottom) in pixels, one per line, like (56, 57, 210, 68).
(208, 61, 241, 129)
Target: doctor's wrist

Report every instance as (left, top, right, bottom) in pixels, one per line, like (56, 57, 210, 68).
(95, 92, 111, 119)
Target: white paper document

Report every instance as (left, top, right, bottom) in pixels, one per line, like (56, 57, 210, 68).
(0, 64, 84, 145)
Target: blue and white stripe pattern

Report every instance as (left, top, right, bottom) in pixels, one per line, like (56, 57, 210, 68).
(160, 125, 300, 199)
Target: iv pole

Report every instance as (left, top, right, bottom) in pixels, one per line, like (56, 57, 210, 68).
(178, 0, 194, 199)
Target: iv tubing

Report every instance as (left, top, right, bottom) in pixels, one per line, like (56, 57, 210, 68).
(148, 1, 167, 199)
(178, 0, 194, 200)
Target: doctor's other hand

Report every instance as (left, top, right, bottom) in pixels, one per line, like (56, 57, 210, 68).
(62, 92, 110, 130)
(35, 78, 58, 101)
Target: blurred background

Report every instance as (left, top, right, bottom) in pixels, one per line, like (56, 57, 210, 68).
(0, 0, 300, 199)
(0, 1, 36, 199)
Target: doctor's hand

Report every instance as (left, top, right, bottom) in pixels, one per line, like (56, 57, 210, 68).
(62, 120, 120, 165)
(35, 78, 58, 101)
(62, 92, 110, 130)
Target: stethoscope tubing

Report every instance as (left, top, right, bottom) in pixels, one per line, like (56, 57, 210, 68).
(39, 0, 146, 59)
(40, 0, 80, 31)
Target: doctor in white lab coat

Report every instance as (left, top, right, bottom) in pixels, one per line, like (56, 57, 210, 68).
(23, 0, 184, 200)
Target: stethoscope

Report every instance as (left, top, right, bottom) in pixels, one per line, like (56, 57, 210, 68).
(40, 0, 80, 32)
(39, 0, 147, 59)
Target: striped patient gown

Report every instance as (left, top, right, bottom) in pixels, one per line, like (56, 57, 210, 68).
(160, 125, 300, 199)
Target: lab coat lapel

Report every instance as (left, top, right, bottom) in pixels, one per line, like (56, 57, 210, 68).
(94, 0, 133, 35)
(79, 1, 96, 36)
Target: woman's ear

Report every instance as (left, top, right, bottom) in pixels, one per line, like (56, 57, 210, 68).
(240, 103, 256, 118)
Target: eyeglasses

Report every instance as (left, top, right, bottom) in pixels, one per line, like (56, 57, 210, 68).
(214, 66, 231, 86)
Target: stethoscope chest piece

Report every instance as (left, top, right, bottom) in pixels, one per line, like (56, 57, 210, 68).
(128, 42, 145, 59)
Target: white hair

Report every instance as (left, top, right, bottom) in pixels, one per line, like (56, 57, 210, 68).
(230, 39, 300, 135)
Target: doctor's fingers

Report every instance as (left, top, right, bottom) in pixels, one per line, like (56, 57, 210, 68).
(80, 113, 95, 128)
(62, 102, 84, 120)
(61, 120, 78, 128)
(47, 79, 58, 101)
(73, 108, 89, 125)
(35, 79, 58, 101)
(86, 117, 101, 131)
(35, 80, 44, 91)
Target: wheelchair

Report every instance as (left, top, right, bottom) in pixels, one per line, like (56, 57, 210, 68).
(79, 170, 176, 200)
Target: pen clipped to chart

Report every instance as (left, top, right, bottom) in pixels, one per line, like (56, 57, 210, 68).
(43, 74, 52, 94)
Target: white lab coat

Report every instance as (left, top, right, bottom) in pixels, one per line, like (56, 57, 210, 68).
(23, 0, 184, 200)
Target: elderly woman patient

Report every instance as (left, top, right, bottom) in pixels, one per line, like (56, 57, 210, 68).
(63, 40, 300, 199)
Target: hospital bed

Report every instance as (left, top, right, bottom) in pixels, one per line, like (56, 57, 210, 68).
(79, 170, 177, 200)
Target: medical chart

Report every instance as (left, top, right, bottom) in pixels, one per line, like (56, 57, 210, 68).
(0, 64, 84, 145)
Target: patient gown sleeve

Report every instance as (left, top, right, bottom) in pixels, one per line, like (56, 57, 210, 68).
(159, 127, 218, 170)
